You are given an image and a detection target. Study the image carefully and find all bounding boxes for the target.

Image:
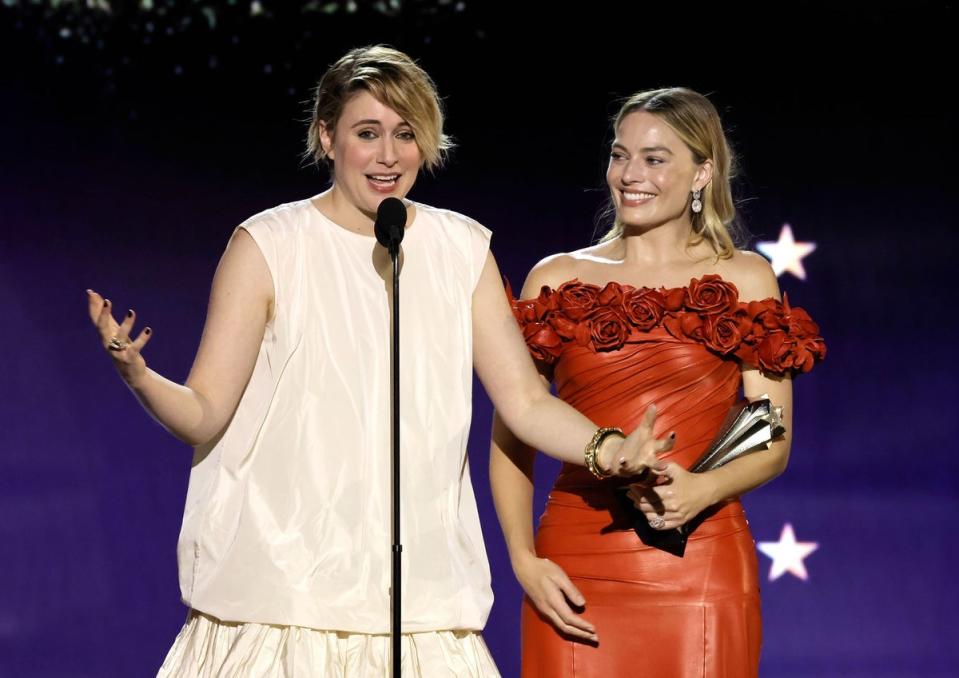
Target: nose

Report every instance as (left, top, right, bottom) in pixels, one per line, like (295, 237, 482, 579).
(377, 137, 398, 167)
(621, 156, 645, 184)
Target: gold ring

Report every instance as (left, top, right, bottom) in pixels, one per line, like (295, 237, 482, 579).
(108, 336, 129, 351)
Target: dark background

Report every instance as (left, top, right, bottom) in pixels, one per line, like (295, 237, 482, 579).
(1, 2, 956, 676)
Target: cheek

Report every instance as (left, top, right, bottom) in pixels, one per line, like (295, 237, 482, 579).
(606, 165, 620, 192)
(336, 144, 374, 175)
(402, 144, 423, 167)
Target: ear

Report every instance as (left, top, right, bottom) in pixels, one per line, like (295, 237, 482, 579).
(318, 121, 335, 161)
(692, 159, 713, 192)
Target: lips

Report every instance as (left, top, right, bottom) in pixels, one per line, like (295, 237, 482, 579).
(621, 189, 656, 205)
(366, 173, 401, 193)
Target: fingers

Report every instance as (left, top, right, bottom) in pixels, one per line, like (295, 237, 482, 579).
(94, 295, 119, 340)
(654, 431, 677, 455)
(637, 403, 656, 437)
(116, 307, 136, 341)
(554, 568, 587, 608)
(86, 289, 104, 324)
(88, 291, 152, 358)
(544, 590, 597, 641)
(130, 326, 153, 352)
(528, 560, 598, 642)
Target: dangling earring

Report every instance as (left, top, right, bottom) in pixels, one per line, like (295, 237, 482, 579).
(691, 189, 703, 214)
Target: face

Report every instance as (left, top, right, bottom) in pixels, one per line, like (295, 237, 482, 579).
(320, 90, 422, 218)
(606, 110, 711, 230)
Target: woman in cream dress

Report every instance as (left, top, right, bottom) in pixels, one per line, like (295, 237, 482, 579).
(86, 46, 672, 677)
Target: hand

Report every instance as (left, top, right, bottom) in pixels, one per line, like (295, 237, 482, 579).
(598, 404, 675, 478)
(512, 552, 598, 643)
(87, 289, 153, 387)
(626, 463, 717, 530)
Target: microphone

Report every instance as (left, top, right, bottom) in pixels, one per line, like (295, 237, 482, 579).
(374, 197, 407, 256)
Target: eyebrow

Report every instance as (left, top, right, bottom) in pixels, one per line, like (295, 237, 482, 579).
(349, 119, 412, 128)
(611, 142, 674, 155)
(640, 145, 674, 154)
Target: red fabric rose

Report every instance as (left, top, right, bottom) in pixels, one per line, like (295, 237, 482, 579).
(662, 287, 686, 312)
(684, 274, 740, 315)
(703, 311, 752, 355)
(792, 336, 827, 372)
(597, 282, 626, 307)
(623, 288, 666, 331)
(521, 321, 564, 364)
(664, 312, 705, 342)
(532, 285, 560, 320)
(587, 306, 629, 351)
(556, 281, 602, 321)
(756, 331, 795, 373)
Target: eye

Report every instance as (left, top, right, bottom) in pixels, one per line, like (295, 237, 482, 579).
(357, 129, 377, 140)
(610, 151, 627, 161)
(646, 156, 665, 165)
(396, 130, 416, 141)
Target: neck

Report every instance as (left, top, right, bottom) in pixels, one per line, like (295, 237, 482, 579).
(614, 216, 695, 265)
(317, 187, 377, 236)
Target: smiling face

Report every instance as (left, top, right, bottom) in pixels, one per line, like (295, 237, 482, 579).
(319, 90, 422, 221)
(606, 110, 712, 232)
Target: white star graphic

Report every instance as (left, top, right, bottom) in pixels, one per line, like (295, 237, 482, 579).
(757, 523, 819, 582)
(756, 224, 817, 280)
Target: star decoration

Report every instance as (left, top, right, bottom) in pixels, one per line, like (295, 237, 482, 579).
(757, 523, 818, 582)
(756, 224, 817, 280)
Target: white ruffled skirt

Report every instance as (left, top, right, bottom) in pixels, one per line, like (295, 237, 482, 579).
(157, 610, 501, 677)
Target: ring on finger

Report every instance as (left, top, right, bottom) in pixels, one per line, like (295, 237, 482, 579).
(108, 336, 130, 351)
(649, 515, 666, 529)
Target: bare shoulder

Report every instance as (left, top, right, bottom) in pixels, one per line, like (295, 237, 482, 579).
(520, 243, 608, 298)
(721, 250, 781, 302)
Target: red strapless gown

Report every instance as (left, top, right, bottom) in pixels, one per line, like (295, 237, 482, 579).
(510, 276, 825, 678)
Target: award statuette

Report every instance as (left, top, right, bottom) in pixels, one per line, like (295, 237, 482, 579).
(621, 396, 785, 556)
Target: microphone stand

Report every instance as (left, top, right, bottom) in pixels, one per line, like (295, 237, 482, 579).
(388, 240, 402, 678)
(374, 197, 406, 678)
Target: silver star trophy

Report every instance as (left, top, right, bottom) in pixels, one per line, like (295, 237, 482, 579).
(625, 395, 785, 556)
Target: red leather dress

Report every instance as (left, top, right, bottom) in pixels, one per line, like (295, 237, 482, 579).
(510, 276, 825, 678)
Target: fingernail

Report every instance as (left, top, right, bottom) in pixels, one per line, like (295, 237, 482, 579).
(669, 431, 676, 440)
(618, 457, 626, 466)
(104, 299, 111, 306)
(126, 310, 133, 318)
(144, 328, 152, 335)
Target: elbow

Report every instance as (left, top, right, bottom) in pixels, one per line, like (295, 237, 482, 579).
(769, 445, 791, 479)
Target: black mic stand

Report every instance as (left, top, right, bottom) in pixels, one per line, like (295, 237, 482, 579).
(374, 197, 406, 678)
(388, 237, 402, 678)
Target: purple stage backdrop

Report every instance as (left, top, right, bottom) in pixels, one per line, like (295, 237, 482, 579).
(1, 3, 957, 677)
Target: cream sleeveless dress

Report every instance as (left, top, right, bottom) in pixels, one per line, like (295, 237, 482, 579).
(158, 197, 500, 677)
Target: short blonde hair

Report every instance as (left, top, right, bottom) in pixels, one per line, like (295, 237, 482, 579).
(601, 88, 741, 258)
(305, 45, 452, 172)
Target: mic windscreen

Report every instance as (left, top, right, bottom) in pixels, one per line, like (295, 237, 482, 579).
(374, 197, 407, 251)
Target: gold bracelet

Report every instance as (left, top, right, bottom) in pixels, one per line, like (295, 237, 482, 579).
(584, 426, 625, 479)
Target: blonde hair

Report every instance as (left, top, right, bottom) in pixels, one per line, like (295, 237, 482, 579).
(305, 45, 452, 172)
(601, 87, 740, 258)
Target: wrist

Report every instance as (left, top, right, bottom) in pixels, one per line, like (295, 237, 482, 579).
(596, 435, 622, 475)
(584, 426, 625, 479)
(698, 471, 723, 505)
(123, 364, 149, 391)
(509, 546, 537, 570)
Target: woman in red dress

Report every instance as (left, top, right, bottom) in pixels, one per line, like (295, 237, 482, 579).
(491, 88, 825, 677)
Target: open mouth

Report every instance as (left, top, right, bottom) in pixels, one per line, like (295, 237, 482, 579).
(622, 190, 655, 202)
(367, 174, 400, 189)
